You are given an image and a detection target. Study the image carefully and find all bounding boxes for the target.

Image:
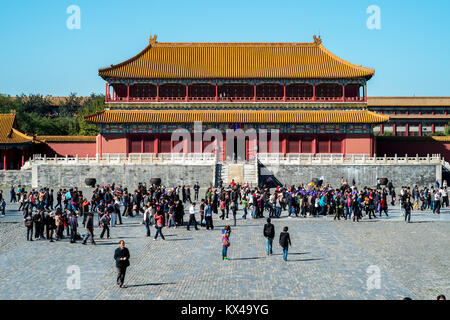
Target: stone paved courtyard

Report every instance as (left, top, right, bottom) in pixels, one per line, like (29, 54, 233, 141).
(0, 198, 449, 300)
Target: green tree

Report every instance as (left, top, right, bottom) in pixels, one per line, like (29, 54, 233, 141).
(76, 94, 105, 136)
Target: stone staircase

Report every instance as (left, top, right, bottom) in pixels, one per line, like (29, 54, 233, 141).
(216, 160, 259, 187)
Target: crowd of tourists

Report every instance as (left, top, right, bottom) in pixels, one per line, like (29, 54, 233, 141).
(1, 176, 447, 246)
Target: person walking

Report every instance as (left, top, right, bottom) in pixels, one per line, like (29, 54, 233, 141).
(221, 225, 231, 261)
(263, 218, 275, 256)
(433, 191, 441, 214)
(68, 213, 78, 243)
(403, 197, 413, 223)
(279, 226, 291, 261)
(153, 211, 165, 240)
(187, 202, 199, 231)
(82, 212, 96, 245)
(204, 201, 214, 230)
(114, 240, 130, 288)
(33, 210, 42, 240)
(194, 182, 200, 201)
(143, 205, 152, 237)
(99, 211, 111, 239)
(25, 215, 33, 241)
(0, 198, 6, 217)
(10, 186, 16, 203)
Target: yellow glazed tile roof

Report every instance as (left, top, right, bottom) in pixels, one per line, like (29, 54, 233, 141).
(85, 109, 388, 124)
(0, 113, 34, 144)
(99, 35, 374, 80)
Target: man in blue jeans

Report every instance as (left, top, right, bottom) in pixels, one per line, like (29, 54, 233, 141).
(263, 218, 275, 256)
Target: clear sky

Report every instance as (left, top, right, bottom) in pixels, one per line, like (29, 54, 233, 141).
(0, 0, 449, 97)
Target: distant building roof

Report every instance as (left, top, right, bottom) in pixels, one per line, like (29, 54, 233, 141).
(368, 97, 450, 107)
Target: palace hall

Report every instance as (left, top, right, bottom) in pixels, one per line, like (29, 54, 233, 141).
(84, 35, 388, 161)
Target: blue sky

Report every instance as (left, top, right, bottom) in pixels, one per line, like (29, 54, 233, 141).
(0, 0, 449, 97)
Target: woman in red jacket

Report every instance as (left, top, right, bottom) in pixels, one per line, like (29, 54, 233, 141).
(154, 212, 165, 240)
(379, 198, 388, 217)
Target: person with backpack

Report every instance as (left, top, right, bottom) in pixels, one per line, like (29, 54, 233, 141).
(279, 226, 291, 261)
(263, 218, 275, 256)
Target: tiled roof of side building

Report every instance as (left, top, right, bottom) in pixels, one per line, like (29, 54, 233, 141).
(35, 136, 97, 143)
(84, 109, 389, 124)
(368, 97, 450, 107)
(99, 35, 374, 80)
(0, 113, 34, 145)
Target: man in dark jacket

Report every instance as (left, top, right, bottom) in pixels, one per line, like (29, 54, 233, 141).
(114, 240, 130, 288)
(279, 226, 291, 261)
(263, 218, 275, 256)
(82, 212, 96, 245)
(68, 213, 78, 243)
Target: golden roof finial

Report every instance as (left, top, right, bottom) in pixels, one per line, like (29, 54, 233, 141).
(149, 34, 158, 46)
(313, 35, 322, 46)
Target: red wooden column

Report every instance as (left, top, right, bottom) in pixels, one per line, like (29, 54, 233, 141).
(312, 84, 316, 101)
(215, 84, 218, 102)
(253, 84, 257, 102)
(405, 123, 409, 137)
(342, 84, 345, 102)
(98, 134, 103, 159)
(126, 85, 130, 102)
(156, 83, 159, 102)
(370, 135, 374, 157)
(282, 135, 287, 158)
(393, 123, 397, 136)
(380, 124, 384, 135)
(364, 84, 367, 101)
(312, 137, 317, 155)
(432, 123, 435, 134)
(154, 135, 159, 155)
(283, 84, 286, 102)
(105, 83, 108, 102)
(21, 148, 25, 167)
(418, 123, 422, 136)
(3, 150, 6, 171)
(185, 83, 189, 102)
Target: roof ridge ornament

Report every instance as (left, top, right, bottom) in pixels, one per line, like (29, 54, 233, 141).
(149, 34, 158, 46)
(313, 35, 322, 46)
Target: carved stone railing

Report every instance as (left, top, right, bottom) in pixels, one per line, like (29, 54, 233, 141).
(257, 153, 442, 165)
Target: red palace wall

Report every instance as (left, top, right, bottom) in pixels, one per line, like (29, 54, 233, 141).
(376, 137, 450, 160)
(98, 133, 374, 157)
(36, 142, 97, 157)
(345, 135, 373, 155)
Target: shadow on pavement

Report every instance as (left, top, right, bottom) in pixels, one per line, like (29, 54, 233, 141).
(124, 282, 176, 288)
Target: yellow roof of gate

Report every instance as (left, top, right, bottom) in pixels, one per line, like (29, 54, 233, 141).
(85, 109, 388, 124)
(99, 35, 374, 80)
(0, 113, 34, 145)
